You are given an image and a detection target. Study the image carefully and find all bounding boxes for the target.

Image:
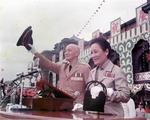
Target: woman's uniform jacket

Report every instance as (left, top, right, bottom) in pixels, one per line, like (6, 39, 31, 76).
(35, 53, 91, 104)
(87, 59, 130, 117)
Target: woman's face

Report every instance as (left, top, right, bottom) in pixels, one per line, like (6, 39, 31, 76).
(90, 43, 108, 66)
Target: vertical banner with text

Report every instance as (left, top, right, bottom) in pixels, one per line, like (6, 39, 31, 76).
(92, 29, 101, 39)
(136, 3, 148, 26)
(110, 18, 121, 37)
(52, 54, 57, 86)
(59, 50, 64, 62)
(78, 39, 84, 55)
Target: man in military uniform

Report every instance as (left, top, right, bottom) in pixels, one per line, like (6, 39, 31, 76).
(19, 34, 90, 105)
(33, 44, 90, 104)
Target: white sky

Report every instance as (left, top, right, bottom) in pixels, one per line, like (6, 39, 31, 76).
(0, 0, 147, 81)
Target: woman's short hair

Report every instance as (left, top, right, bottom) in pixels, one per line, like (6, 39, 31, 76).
(90, 37, 120, 65)
(90, 37, 112, 57)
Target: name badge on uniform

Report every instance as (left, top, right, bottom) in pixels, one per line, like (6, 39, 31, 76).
(71, 73, 83, 81)
(104, 71, 115, 78)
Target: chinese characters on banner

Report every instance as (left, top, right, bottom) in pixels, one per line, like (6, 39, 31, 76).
(136, 3, 148, 26)
(110, 18, 121, 37)
(135, 71, 150, 82)
(59, 49, 64, 61)
(78, 39, 84, 54)
(92, 29, 101, 39)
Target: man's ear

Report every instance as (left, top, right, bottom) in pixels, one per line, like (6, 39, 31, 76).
(76, 48, 80, 57)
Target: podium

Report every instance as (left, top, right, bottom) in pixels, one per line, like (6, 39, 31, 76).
(22, 84, 74, 111)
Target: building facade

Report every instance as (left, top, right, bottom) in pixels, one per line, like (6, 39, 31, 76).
(48, 1, 150, 108)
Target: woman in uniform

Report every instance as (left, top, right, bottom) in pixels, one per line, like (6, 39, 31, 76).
(87, 37, 130, 117)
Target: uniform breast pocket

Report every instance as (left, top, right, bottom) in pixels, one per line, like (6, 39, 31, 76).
(103, 77, 115, 88)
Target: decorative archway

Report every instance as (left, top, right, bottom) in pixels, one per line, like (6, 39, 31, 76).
(132, 39, 150, 83)
(111, 32, 150, 83)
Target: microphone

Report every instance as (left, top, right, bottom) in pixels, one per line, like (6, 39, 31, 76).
(11, 70, 39, 86)
(27, 70, 39, 76)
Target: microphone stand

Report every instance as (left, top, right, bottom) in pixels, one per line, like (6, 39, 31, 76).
(19, 75, 24, 109)
(0, 70, 39, 108)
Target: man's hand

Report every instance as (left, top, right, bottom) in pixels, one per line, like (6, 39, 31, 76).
(28, 44, 37, 54)
(72, 103, 83, 111)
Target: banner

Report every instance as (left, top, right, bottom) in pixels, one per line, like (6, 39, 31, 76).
(59, 50, 64, 61)
(135, 71, 150, 82)
(136, 3, 148, 26)
(110, 18, 121, 37)
(92, 29, 101, 39)
(78, 39, 84, 52)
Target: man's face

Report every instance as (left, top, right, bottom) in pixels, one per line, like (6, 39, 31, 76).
(64, 44, 79, 62)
